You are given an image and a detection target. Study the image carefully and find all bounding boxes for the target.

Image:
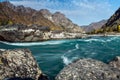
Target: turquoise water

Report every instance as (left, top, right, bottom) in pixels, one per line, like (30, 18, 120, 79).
(0, 36, 120, 80)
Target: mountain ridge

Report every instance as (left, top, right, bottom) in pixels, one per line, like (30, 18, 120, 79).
(40, 9, 82, 32)
(99, 7, 120, 33)
(0, 1, 83, 32)
(81, 20, 107, 33)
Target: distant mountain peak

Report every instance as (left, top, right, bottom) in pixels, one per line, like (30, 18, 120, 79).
(81, 20, 107, 33)
(54, 12, 64, 15)
(40, 9, 52, 15)
(40, 8, 82, 32)
(53, 12, 65, 18)
(1, 1, 15, 9)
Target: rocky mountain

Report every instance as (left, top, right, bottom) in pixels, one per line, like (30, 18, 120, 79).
(40, 9, 83, 32)
(101, 7, 120, 32)
(0, 1, 83, 33)
(81, 20, 107, 33)
(0, 1, 62, 31)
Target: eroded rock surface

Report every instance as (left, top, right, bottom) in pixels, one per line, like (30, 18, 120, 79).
(56, 58, 120, 80)
(0, 49, 48, 80)
(109, 56, 120, 72)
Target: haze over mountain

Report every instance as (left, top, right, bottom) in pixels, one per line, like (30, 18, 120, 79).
(81, 20, 107, 33)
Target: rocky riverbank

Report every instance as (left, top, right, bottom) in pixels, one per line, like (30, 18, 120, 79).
(56, 57, 120, 80)
(1, 48, 120, 80)
(0, 24, 85, 42)
(0, 49, 49, 80)
(87, 32, 120, 37)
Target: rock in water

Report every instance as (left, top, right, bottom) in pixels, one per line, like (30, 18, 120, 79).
(56, 58, 120, 80)
(0, 49, 49, 80)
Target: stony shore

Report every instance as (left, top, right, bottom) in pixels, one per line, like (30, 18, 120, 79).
(1, 24, 120, 42)
(88, 32, 120, 37)
(0, 24, 85, 42)
(0, 49, 120, 80)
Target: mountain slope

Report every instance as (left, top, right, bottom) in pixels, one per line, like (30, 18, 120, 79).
(40, 9, 83, 32)
(0, 1, 62, 31)
(81, 20, 107, 33)
(101, 8, 120, 32)
(0, 1, 83, 33)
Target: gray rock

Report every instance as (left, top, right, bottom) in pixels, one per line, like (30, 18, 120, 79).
(16, 32, 25, 40)
(0, 31, 16, 42)
(109, 56, 120, 70)
(32, 37, 40, 41)
(0, 49, 5, 53)
(0, 24, 51, 42)
(0, 24, 84, 42)
(56, 58, 120, 80)
(25, 35, 34, 42)
(0, 49, 49, 80)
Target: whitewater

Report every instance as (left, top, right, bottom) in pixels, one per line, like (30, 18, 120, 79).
(0, 36, 120, 80)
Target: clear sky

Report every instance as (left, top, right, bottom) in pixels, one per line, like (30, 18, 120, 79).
(1, 0, 120, 26)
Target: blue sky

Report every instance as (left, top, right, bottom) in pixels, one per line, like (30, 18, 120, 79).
(1, 0, 120, 26)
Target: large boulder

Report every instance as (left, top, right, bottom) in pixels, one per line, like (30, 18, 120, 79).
(0, 49, 49, 80)
(56, 58, 120, 80)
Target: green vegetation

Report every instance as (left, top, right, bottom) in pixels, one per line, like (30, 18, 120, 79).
(117, 25, 120, 32)
(0, 20, 13, 26)
(8, 20, 13, 25)
(89, 25, 120, 34)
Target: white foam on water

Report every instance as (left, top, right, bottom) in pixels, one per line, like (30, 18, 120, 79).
(75, 44, 79, 49)
(62, 44, 79, 65)
(67, 50, 73, 53)
(0, 49, 6, 51)
(84, 39, 106, 42)
(106, 36, 119, 42)
(91, 52, 97, 55)
(61, 55, 78, 65)
(0, 40, 68, 46)
(61, 56, 71, 65)
(66, 44, 79, 53)
(78, 36, 120, 43)
(71, 57, 78, 60)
